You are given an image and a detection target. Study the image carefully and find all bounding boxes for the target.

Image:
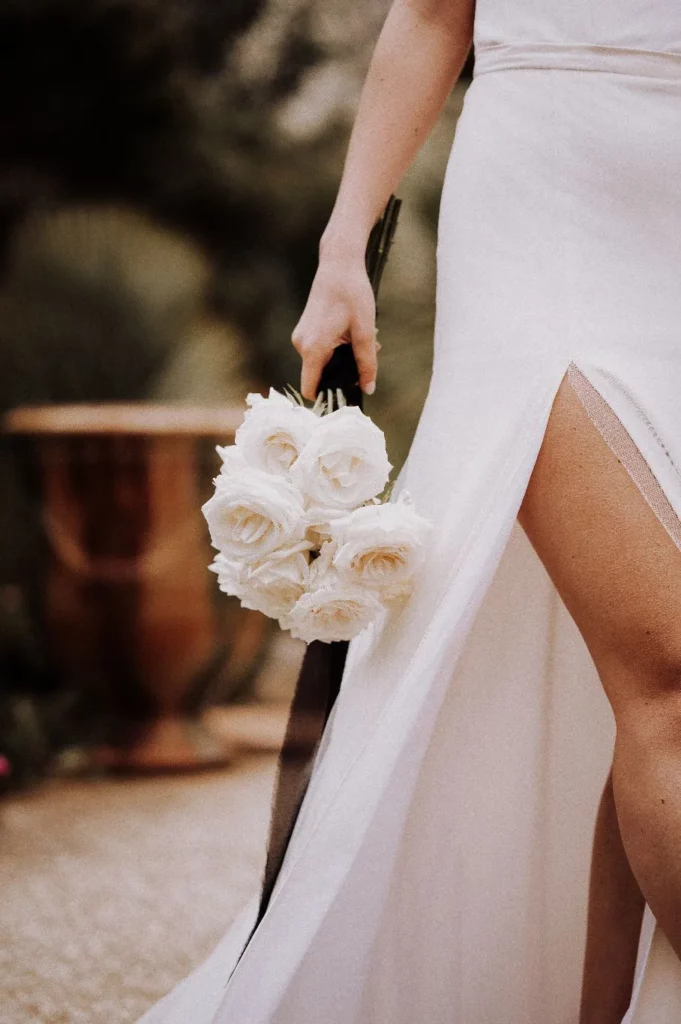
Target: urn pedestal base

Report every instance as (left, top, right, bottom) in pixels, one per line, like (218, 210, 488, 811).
(5, 403, 273, 775)
(93, 713, 235, 773)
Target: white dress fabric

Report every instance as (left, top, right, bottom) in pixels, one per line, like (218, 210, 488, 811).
(139, 3, 681, 1022)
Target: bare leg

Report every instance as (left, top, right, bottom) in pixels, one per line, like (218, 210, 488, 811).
(518, 373, 681, 1017)
(579, 772, 645, 1024)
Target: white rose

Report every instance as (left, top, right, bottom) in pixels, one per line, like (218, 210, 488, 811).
(248, 541, 313, 615)
(216, 445, 248, 478)
(210, 541, 312, 619)
(331, 492, 431, 600)
(290, 405, 391, 509)
(202, 469, 306, 560)
(279, 565, 383, 643)
(304, 504, 351, 547)
(235, 388, 320, 477)
(307, 538, 337, 581)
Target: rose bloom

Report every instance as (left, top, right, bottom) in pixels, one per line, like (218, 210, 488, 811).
(210, 541, 312, 620)
(290, 405, 391, 509)
(280, 567, 384, 643)
(235, 389, 320, 477)
(202, 469, 306, 560)
(303, 504, 352, 548)
(216, 444, 248, 478)
(331, 494, 431, 600)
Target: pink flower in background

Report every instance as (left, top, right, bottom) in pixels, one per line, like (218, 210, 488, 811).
(0, 755, 11, 777)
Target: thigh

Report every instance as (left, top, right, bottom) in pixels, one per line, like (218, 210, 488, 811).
(517, 372, 681, 713)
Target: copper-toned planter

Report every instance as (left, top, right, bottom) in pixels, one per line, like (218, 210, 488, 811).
(5, 403, 271, 772)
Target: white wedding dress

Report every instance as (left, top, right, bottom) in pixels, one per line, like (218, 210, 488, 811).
(139, 2, 681, 1021)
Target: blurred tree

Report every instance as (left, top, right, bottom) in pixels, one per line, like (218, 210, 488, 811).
(0, 0, 343, 386)
(0, 0, 471, 786)
(0, 0, 471, 395)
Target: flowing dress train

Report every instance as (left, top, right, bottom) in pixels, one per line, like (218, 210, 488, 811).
(138, 2, 681, 1020)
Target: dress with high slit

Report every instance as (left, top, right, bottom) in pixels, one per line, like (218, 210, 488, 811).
(138, 2, 681, 1021)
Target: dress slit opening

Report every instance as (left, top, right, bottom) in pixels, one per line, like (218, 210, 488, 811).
(565, 362, 681, 552)
(136, 356, 681, 1024)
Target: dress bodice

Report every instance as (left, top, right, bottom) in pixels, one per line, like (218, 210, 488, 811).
(474, 0, 681, 55)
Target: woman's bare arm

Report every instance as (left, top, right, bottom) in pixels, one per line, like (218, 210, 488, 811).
(293, 0, 475, 399)
(322, 0, 475, 259)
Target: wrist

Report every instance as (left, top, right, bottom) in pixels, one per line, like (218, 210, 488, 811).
(319, 202, 378, 263)
(319, 228, 368, 265)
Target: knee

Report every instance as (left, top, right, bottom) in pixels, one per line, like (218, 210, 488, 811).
(597, 624, 681, 718)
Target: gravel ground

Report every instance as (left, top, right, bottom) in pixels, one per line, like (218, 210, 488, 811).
(0, 750, 277, 1024)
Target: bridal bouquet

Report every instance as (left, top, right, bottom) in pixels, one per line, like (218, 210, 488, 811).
(202, 388, 432, 643)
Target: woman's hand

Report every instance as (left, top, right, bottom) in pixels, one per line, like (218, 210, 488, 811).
(291, 254, 378, 401)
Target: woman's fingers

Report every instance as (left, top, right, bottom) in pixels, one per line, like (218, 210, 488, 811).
(299, 340, 336, 400)
(291, 268, 378, 400)
(293, 321, 379, 400)
(293, 320, 335, 400)
(295, 330, 379, 400)
(350, 317, 378, 395)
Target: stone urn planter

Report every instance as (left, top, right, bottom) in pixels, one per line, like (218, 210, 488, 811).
(4, 403, 272, 772)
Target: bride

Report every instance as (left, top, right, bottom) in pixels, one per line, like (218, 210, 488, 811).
(140, 1, 681, 1021)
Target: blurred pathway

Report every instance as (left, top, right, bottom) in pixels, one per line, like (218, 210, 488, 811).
(0, 744, 278, 1024)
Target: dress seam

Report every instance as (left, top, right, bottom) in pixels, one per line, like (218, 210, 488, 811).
(473, 40, 681, 80)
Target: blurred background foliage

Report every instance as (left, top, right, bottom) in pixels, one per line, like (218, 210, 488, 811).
(0, 0, 470, 788)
